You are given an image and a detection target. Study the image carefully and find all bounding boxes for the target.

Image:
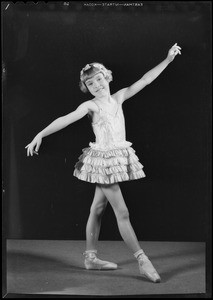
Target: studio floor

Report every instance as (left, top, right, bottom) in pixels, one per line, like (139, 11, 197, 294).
(6, 240, 206, 296)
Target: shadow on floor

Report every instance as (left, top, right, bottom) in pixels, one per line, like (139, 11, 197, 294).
(7, 250, 143, 294)
(6, 244, 205, 294)
(7, 250, 83, 272)
(117, 245, 205, 283)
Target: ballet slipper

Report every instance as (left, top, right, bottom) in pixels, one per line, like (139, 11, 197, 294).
(138, 254, 161, 283)
(83, 251, 117, 270)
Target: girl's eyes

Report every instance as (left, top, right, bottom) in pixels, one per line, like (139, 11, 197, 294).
(88, 78, 102, 85)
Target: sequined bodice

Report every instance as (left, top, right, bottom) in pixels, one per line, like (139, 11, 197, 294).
(89, 98, 131, 150)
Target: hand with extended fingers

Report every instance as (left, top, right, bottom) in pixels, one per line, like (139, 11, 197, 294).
(167, 43, 182, 62)
(25, 133, 42, 156)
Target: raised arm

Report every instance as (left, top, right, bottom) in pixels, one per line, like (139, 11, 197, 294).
(116, 43, 181, 104)
(25, 101, 94, 156)
(40, 102, 91, 138)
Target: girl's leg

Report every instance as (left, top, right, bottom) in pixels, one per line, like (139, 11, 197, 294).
(86, 184, 108, 251)
(100, 183, 161, 282)
(84, 184, 117, 270)
(100, 183, 141, 253)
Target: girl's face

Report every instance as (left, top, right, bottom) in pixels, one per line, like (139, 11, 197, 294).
(85, 72, 110, 98)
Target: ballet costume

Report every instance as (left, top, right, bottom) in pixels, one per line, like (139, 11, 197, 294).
(73, 98, 145, 184)
(74, 97, 160, 283)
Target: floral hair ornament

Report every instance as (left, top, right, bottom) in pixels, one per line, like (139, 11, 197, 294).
(80, 64, 91, 76)
(80, 63, 107, 81)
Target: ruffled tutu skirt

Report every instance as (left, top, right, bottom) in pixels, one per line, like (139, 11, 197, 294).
(73, 142, 146, 184)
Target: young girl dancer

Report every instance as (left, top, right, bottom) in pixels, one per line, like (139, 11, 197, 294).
(26, 43, 181, 283)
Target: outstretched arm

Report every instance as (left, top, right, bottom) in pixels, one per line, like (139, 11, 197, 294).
(25, 101, 93, 156)
(117, 43, 181, 103)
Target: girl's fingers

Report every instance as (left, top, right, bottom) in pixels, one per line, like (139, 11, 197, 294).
(172, 43, 180, 48)
(27, 147, 33, 156)
(34, 147, 39, 154)
(171, 47, 181, 56)
(26, 145, 29, 155)
(173, 46, 181, 51)
(171, 44, 181, 51)
(26, 144, 39, 156)
(25, 143, 40, 156)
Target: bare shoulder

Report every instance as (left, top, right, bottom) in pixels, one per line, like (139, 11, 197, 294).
(112, 88, 127, 105)
(81, 99, 99, 113)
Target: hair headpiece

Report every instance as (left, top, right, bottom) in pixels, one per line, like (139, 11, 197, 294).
(79, 62, 113, 93)
(80, 63, 107, 81)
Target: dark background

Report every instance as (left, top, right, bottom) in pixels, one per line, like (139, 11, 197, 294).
(3, 1, 211, 242)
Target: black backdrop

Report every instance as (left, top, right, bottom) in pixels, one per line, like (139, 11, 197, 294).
(3, 2, 211, 242)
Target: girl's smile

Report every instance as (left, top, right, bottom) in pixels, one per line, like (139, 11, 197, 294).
(85, 73, 109, 97)
(96, 87, 104, 92)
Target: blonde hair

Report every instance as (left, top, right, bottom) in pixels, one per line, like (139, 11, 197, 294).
(79, 62, 113, 93)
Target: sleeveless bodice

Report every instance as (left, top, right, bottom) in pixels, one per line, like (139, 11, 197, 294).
(89, 98, 132, 150)
(73, 97, 146, 184)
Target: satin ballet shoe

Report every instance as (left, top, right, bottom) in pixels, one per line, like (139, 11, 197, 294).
(83, 251, 118, 270)
(138, 254, 161, 283)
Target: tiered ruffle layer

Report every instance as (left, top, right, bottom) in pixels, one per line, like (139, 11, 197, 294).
(73, 145, 146, 184)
